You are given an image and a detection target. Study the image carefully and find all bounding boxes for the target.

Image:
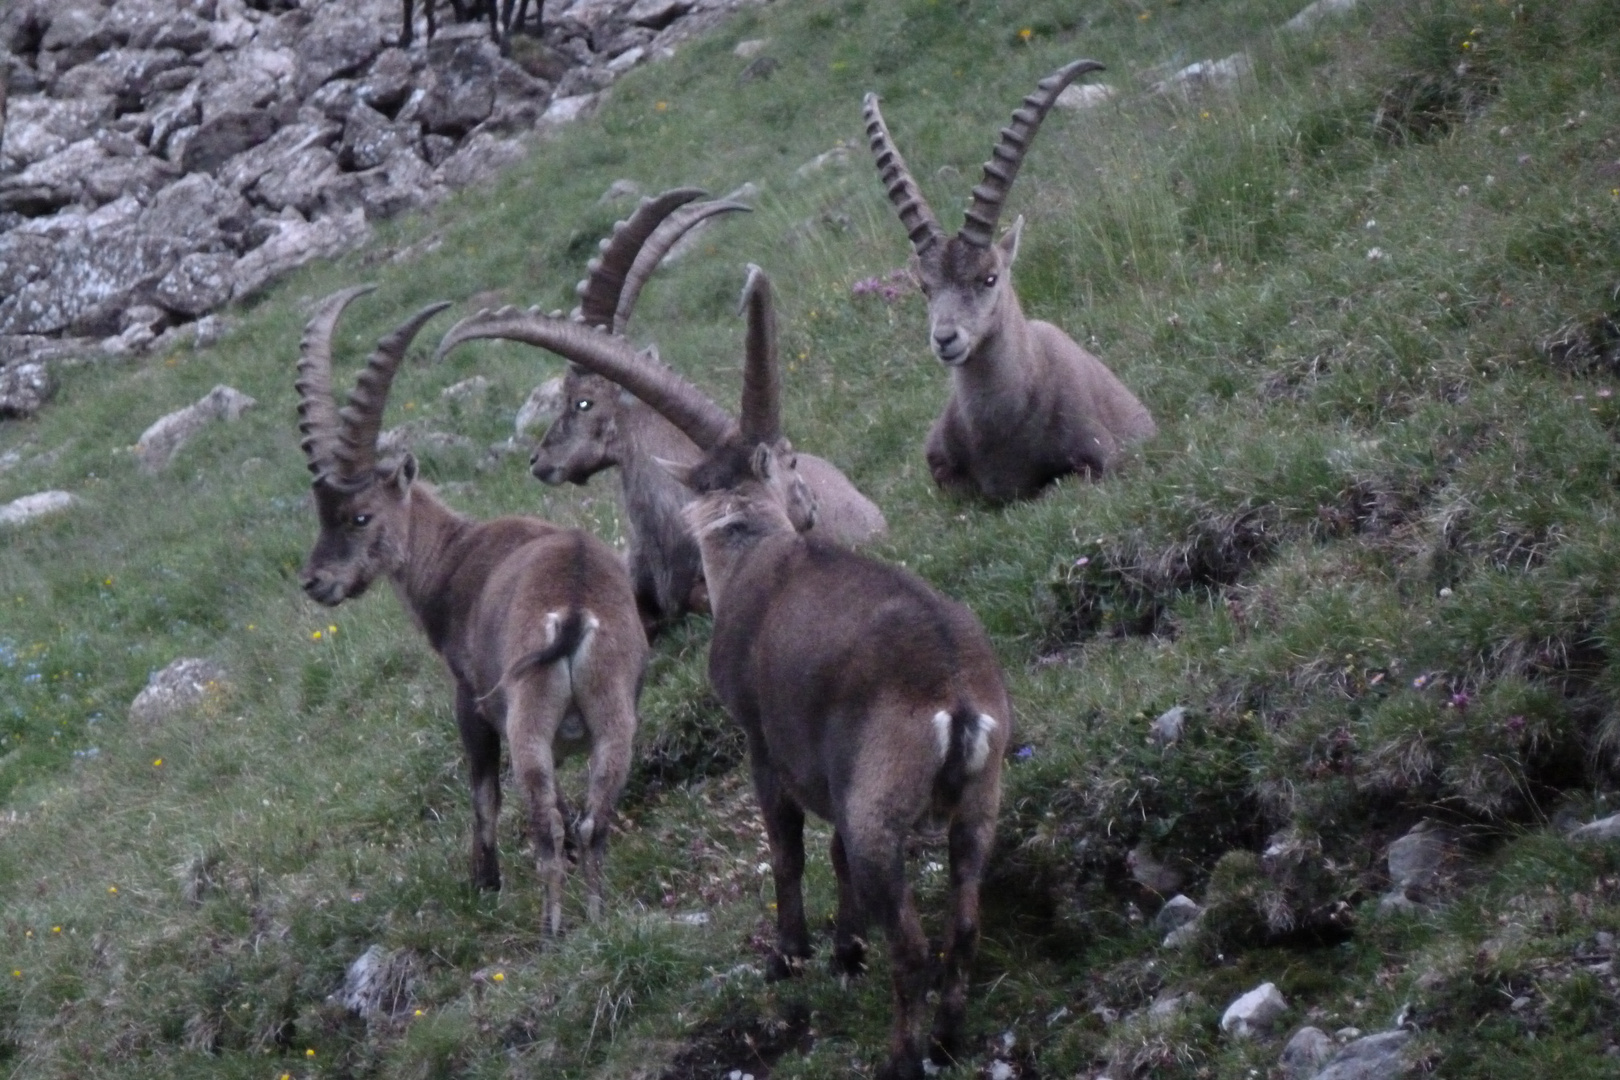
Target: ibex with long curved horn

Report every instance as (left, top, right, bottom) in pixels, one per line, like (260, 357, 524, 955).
(296, 286, 646, 937)
(519, 189, 886, 631)
(865, 59, 1156, 504)
(438, 267, 1009, 1080)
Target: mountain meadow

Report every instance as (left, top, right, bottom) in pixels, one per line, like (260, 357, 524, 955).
(3, 0, 1620, 1076)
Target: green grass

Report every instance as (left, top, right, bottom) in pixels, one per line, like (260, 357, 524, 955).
(4, 0, 1620, 1075)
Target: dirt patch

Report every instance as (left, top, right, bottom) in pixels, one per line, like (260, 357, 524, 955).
(1542, 309, 1620, 377)
(657, 1003, 814, 1080)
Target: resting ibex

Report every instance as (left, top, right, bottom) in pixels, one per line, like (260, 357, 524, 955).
(296, 286, 646, 937)
(518, 189, 885, 630)
(864, 60, 1156, 504)
(437, 267, 1010, 1080)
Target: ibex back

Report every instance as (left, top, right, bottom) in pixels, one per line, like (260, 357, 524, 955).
(296, 286, 647, 937)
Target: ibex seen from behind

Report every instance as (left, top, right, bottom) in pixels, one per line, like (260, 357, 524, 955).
(512, 188, 885, 630)
(865, 59, 1156, 504)
(438, 267, 1010, 1080)
(296, 286, 646, 937)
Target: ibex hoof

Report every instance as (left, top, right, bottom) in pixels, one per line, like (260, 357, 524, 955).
(764, 951, 807, 982)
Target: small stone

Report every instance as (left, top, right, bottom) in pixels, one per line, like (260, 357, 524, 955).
(733, 38, 769, 58)
(1150, 705, 1187, 745)
(1220, 982, 1287, 1038)
(1154, 894, 1201, 933)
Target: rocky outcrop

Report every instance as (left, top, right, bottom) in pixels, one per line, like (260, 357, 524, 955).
(0, 0, 764, 372)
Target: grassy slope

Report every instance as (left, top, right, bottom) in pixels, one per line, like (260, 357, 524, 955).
(3, 0, 1620, 1076)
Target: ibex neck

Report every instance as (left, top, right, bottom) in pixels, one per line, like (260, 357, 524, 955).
(392, 486, 474, 647)
(959, 292, 1036, 396)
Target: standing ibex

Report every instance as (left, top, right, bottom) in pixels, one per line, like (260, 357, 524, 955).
(524, 188, 886, 631)
(402, 0, 537, 51)
(437, 267, 1010, 1080)
(864, 60, 1156, 504)
(296, 286, 646, 937)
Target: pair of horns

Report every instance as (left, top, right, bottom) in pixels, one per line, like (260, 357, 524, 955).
(575, 188, 751, 333)
(863, 58, 1105, 253)
(436, 263, 782, 452)
(296, 285, 450, 487)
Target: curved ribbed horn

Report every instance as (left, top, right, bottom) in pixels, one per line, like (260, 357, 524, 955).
(737, 264, 780, 445)
(615, 198, 752, 333)
(436, 308, 737, 450)
(863, 92, 946, 257)
(959, 59, 1105, 249)
(297, 284, 377, 482)
(330, 300, 453, 481)
(575, 187, 706, 329)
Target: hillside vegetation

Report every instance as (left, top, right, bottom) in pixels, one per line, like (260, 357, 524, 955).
(3, 0, 1620, 1076)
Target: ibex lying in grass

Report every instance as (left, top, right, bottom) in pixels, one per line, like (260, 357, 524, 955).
(296, 286, 646, 937)
(864, 59, 1156, 504)
(523, 189, 886, 630)
(437, 268, 1010, 1080)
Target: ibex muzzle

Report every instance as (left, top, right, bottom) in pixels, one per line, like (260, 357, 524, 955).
(297, 287, 647, 937)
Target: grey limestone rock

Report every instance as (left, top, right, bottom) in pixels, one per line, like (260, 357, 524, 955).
(134, 383, 256, 471)
(127, 657, 229, 725)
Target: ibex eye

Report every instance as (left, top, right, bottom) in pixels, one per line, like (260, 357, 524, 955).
(575, 399, 593, 412)
(351, 513, 371, 528)
(983, 273, 998, 288)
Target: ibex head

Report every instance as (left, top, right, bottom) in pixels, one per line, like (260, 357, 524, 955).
(530, 189, 750, 485)
(442, 267, 817, 533)
(863, 59, 1104, 366)
(296, 286, 450, 605)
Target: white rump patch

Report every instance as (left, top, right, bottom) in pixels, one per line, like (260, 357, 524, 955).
(932, 710, 952, 761)
(966, 713, 998, 773)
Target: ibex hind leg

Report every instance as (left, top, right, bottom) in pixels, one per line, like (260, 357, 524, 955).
(929, 813, 995, 1067)
(506, 681, 572, 937)
(749, 749, 812, 979)
(576, 688, 636, 923)
(455, 681, 503, 891)
(843, 823, 931, 1080)
(828, 830, 869, 976)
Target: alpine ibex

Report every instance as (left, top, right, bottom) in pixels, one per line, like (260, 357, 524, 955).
(516, 189, 885, 630)
(864, 59, 1156, 504)
(437, 267, 1010, 1080)
(402, 0, 537, 51)
(296, 286, 646, 937)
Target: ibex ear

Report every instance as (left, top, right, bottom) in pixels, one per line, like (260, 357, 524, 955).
(654, 455, 697, 490)
(379, 452, 417, 493)
(750, 442, 775, 481)
(997, 214, 1025, 264)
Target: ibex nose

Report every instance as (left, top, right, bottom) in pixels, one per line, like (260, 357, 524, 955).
(933, 328, 959, 349)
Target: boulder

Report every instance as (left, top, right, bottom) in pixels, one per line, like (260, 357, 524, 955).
(127, 657, 229, 726)
(1280, 1026, 1334, 1077)
(1312, 1030, 1411, 1080)
(418, 37, 498, 136)
(0, 226, 184, 337)
(139, 173, 258, 255)
(0, 489, 78, 526)
(1571, 812, 1620, 842)
(516, 376, 565, 434)
(0, 361, 55, 418)
(231, 208, 370, 301)
(154, 253, 237, 318)
(134, 383, 257, 471)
